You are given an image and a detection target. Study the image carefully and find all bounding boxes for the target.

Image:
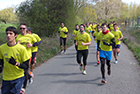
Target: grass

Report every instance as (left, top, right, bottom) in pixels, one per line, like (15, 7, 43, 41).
(122, 26, 140, 63)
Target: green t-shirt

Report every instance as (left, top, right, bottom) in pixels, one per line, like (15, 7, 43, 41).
(85, 26, 92, 35)
(0, 43, 30, 80)
(72, 29, 79, 40)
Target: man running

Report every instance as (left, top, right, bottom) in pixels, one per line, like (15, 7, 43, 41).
(16, 22, 37, 93)
(76, 24, 91, 75)
(85, 23, 92, 36)
(72, 24, 79, 53)
(0, 26, 30, 94)
(58, 23, 68, 54)
(97, 23, 116, 83)
(93, 25, 101, 65)
(26, 27, 41, 82)
(111, 24, 123, 64)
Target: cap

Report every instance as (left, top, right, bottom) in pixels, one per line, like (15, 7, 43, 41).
(27, 27, 32, 31)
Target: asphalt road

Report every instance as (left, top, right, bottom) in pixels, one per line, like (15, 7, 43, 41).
(26, 40, 140, 94)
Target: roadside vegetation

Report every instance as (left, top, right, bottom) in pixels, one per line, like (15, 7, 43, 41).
(121, 27, 140, 62)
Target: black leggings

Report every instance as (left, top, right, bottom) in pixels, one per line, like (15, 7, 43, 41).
(77, 50, 88, 65)
(23, 70, 32, 89)
(60, 37, 67, 46)
(100, 57, 111, 79)
(74, 40, 78, 51)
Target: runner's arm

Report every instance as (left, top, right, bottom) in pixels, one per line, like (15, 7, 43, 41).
(97, 40, 100, 51)
(32, 41, 41, 47)
(0, 59, 3, 73)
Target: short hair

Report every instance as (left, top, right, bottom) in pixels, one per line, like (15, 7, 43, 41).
(6, 26, 18, 35)
(80, 24, 85, 29)
(102, 23, 107, 27)
(27, 27, 32, 31)
(75, 24, 79, 27)
(20, 22, 27, 27)
(113, 24, 117, 27)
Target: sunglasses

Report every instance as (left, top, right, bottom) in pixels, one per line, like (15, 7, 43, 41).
(20, 28, 26, 30)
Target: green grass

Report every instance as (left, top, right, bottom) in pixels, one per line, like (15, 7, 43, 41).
(122, 27, 140, 63)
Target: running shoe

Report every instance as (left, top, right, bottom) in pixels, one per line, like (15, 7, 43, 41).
(60, 51, 63, 55)
(117, 53, 120, 57)
(101, 78, 107, 83)
(97, 61, 100, 65)
(20, 88, 25, 94)
(107, 69, 111, 75)
(79, 65, 83, 71)
(114, 60, 118, 64)
(83, 70, 86, 75)
(63, 51, 66, 54)
(29, 77, 33, 84)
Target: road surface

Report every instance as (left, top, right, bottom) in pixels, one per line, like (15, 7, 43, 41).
(26, 40, 140, 94)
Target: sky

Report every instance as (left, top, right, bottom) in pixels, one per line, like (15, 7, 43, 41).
(0, 0, 140, 10)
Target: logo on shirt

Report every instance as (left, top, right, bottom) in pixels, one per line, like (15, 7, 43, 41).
(16, 54, 19, 56)
(4, 53, 8, 56)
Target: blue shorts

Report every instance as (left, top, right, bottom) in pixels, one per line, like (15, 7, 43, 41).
(112, 45, 120, 49)
(99, 50, 112, 60)
(1, 76, 24, 94)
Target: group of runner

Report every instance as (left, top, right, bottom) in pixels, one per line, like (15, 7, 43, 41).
(59, 21, 123, 84)
(0, 22, 41, 94)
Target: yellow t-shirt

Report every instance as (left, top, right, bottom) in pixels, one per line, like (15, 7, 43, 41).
(85, 26, 92, 35)
(76, 32, 91, 50)
(72, 29, 79, 40)
(93, 31, 101, 43)
(97, 32, 114, 51)
(109, 24, 114, 31)
(58, 27, 68, 38)
(16, 34, 37, 57)
(111, 30, 123, 45)
(0, 43, 30, 80)
(31, 33, 41, 52)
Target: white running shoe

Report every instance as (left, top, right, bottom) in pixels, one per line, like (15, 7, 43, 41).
(63, 51, 66, 54)
(29, 77, 33, 84)
(79, 65, 83, 71)
(114, 60, 118, 64)
(60, 51, 63, 55)
(83, 70, 86, 75)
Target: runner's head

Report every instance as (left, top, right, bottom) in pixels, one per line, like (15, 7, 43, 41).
(6, 26, 18, 42)
(61, 23, 64, 28)
(20, 22, 27, 35)
(80, 24, 85, 32)
(75, 24, 79, 30)
(97, 25, 100, 32)
(102, 23, 107, 32)
(27, 27, 32, 34)
(113, 24, 117, 30)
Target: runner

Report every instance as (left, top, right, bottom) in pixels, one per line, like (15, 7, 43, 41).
(111, 24, 123, 64)
(97, 23, 116, 83)
(16, 22, 37, 93)
(26, 27, 41, 83)
(76, 24, 91, 75)
(93, 25, 101, 65)
(58, 23, 68, 54)
(72, 24, 79, 53)
(85, 23, 92, 36)
(0, 26, 30, 94)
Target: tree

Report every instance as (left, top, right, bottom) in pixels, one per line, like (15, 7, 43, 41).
(0, 7, 18, 23)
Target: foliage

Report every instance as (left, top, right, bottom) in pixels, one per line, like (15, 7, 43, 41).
(16, 0, 79, 37)
(0, 7, 18, 23)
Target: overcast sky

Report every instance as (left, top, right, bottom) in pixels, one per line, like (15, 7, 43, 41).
(0, 0, 140, 10)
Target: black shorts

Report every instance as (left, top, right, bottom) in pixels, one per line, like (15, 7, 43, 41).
(31, 52, 37, 65)
(60, 37, 67, 46)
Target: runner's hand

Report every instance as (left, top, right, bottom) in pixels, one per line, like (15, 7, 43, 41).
(9, 56, 16, 65)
